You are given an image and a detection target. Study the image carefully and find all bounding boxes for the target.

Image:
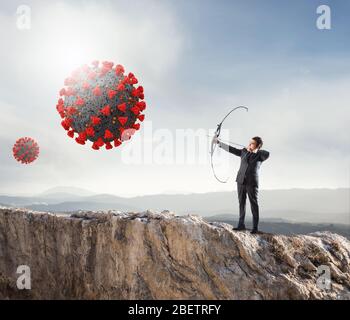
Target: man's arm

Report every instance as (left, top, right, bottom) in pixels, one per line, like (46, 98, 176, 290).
(218, 141, 242, 157)
(258, 149, 270, 162)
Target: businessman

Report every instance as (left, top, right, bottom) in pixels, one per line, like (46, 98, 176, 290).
(214, 136, 270, 234)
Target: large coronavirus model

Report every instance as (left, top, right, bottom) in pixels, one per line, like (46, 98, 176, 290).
(56, 61, 146, 150)
(13, 137, 40, 164)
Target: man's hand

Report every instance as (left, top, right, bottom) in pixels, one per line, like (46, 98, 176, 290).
(213, 136, 219, 144)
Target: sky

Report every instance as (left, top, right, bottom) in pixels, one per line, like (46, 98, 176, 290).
(0, 0, 349, 196)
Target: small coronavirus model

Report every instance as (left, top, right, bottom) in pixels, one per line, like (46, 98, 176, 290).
(13, 137, 40, 164)
(56, 60, 146, 150)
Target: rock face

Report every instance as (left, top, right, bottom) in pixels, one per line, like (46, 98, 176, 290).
(0, 207, 349, 300)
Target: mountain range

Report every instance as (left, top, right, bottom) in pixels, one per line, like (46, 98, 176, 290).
(0, 186, 348, 225)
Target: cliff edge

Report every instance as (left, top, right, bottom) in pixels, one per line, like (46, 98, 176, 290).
(0, 207, 349, 299)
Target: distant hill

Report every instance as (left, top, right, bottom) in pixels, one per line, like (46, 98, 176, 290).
(26, 201, 140, 213)
(204, 214, 350, 239)
(0, 187, 348, 225)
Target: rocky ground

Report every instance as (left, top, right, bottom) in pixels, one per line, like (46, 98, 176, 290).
(0, 207, 349, 299)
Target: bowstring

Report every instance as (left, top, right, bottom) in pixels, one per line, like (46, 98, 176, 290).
(209, 105, 249, 183)
(206, 135, 246, 148)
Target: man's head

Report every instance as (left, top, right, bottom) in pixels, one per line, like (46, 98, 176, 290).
(248, 136, 263, 152)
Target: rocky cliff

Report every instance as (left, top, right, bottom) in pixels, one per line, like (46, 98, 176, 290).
(0, 207, 349, 300)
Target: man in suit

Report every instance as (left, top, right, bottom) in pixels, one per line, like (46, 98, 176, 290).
(213, 136, 270, 234)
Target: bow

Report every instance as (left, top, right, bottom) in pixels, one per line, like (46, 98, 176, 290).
(210, 106, 248, 183)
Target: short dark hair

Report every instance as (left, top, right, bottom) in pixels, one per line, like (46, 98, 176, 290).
(252, 136, 263, 149)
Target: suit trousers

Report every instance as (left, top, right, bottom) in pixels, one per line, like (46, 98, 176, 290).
(237, 182, 259, 230)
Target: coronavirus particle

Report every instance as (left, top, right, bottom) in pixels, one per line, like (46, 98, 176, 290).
(56, 60, 146, 150)
(12, 137, 40, 164)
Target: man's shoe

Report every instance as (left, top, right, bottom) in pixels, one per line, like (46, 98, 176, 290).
(250, 229, 259, 234)
(233, 226, 246, 231)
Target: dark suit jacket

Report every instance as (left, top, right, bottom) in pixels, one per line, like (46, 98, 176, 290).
(218, 141, 270, 187)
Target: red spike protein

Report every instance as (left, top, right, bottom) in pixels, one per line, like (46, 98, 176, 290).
(56, 61, 147, 150)
(12, 137, 40, 164)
